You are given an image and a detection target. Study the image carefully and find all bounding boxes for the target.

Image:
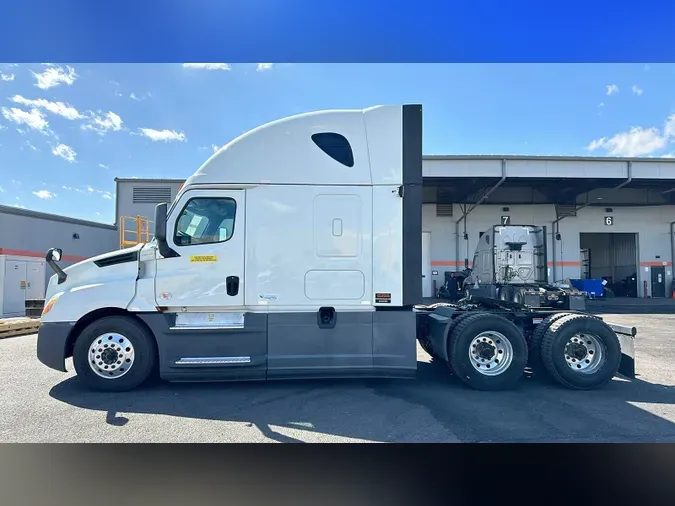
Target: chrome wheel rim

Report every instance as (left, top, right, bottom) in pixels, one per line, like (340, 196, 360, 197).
(564, 332, 605, 374)
(88, 333, 135, 379)
(469, 331, 514, 376)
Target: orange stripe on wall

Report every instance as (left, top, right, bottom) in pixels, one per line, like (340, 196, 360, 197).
(431, 260, 466, 267)
(0, 248, 88, 263)
(640, 261, 672, 267)
(434, 260, 582, 268)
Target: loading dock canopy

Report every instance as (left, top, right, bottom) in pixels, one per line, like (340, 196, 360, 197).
(423, 155, 675, 206)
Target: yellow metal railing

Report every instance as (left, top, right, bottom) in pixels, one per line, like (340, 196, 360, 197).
(120, 215, 154, 248)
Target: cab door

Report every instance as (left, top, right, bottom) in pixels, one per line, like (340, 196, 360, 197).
(154, 188, 245, 309)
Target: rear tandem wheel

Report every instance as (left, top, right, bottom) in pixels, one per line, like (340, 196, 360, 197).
(527, 312, 573, 373)
(539, 314, 622, 390)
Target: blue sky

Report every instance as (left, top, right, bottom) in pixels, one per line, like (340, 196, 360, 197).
(1, 63, 674, 224)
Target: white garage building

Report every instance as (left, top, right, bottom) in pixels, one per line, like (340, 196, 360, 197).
(114, 155, 675, 300)
(422, 155, 675, 299)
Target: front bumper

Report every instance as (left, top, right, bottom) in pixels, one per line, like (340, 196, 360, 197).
(36, 322, 75, 372)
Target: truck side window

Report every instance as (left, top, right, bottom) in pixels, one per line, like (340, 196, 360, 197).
(173, 197, 236, 246)
(311, 132, 354, 167)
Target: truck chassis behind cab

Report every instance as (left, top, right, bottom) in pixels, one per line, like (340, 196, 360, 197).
(36, 104, 637, 392)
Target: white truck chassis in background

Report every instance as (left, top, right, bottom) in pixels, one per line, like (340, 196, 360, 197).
(461, 224, 587, 311)
(35, 104, 637, 392)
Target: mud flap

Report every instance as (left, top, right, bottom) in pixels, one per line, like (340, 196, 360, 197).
(606, 322, 636, 379)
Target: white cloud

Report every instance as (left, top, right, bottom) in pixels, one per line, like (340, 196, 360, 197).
(99, 163, 108, 169)
(82, 111, 123, 134)
(0, 185, 4, 192)
(62, 184, 112, 199)
(33, 190, 55, 199)
(52, 143, 77, 163)
(664, 114, 675, 139)
(256, 63, 274, 72)
(1, 73, 14, 81)
(586, 127, 667, 157)
(1, 107, 48, 132)
(212, 144, 221, 153)
(24, 140, 38, 151)
(632, 85, 644, 96)
(182, 63, 231, 71)
(606, 84, 619, 95)
(32, 63, 78, 90)
(598, 102, 605, 108)
(138, 128, 186, 142)
(12, 204, 26, 209)
(10, 94, 82, 120)
(129, 92, 151, 101)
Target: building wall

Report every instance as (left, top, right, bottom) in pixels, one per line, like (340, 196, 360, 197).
(0, 206, 118, 285)
(423, 203, 675, 297)
(115, 179, 184, 234)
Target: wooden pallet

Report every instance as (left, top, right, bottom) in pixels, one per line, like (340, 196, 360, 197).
(0, 317, 41, 339)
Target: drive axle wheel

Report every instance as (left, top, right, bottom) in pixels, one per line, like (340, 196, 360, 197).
(498, 286, 514, 302)
(540, 314, 621, 390)
(527, 312, 572, 373)
(73, 316, 157, 392)
(447, 313, 528, 391)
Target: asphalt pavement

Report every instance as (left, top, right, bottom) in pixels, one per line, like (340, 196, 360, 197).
(1, 305, 674, 443)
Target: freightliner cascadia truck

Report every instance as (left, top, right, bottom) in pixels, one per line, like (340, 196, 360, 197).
(36, 104, 637, 392)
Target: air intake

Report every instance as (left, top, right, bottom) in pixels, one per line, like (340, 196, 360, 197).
(436, 203, 453, 217)
(132, 186, 172, 204)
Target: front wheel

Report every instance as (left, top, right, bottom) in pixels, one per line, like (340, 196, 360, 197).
(447, 313, 528, 390)
(72, 315, 158, 392)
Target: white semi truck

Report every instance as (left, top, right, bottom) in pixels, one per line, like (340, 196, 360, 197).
(37, 104, 637, 392)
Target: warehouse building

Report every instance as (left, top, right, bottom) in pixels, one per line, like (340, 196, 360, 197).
(0, 205, 118, 317)
(115, 155, 675, 300)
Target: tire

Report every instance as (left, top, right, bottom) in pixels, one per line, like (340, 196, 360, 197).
(73, 315, 158, 392)
(540, 314, 621, 390)
(527, 312, 572, 372)
(447, 312, 528, 391)
(513, 288, 525, 305)
(498, 286, 514, 302)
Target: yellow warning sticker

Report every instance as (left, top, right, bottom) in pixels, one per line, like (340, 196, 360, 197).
(190, 255, 218, 263)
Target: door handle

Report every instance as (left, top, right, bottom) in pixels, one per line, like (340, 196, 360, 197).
(226, 276, 239, 296)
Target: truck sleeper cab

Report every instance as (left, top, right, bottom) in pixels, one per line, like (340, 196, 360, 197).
(37, 104, 425, 392)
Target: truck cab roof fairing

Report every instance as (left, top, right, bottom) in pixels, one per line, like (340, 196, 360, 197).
(183, 105, 412, 188)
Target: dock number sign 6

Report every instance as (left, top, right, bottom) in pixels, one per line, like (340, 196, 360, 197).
(604, 216, 614, 226)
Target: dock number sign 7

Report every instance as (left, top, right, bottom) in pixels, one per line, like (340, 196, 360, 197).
(604, 216, 614, 226)
(501, 216, 511, 226)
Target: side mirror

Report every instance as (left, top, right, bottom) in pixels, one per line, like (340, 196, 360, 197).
(46, 248, 62, 263)
(45, 248, 67, 284)
(155, 202, 168, 242)
(154, 203, 179, 258)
